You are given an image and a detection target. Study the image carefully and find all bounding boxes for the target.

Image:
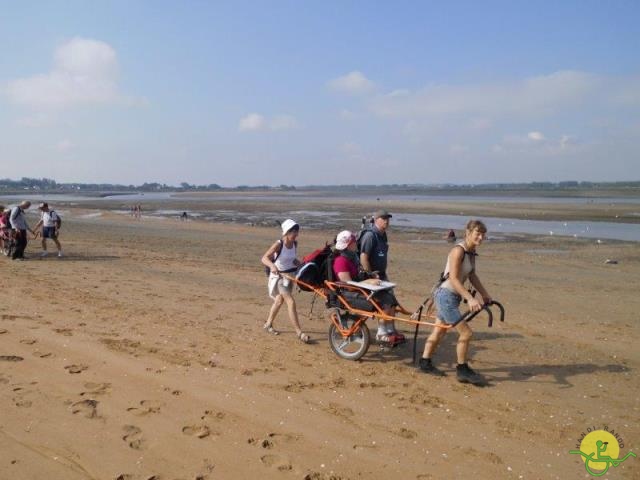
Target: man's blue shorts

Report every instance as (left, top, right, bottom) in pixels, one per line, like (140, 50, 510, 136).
(434, 287, 463, 325)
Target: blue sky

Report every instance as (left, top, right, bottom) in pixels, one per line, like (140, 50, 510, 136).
(1, 1, 638, 186)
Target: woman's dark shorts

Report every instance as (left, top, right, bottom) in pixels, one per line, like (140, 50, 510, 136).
(43, 227, 58, 239)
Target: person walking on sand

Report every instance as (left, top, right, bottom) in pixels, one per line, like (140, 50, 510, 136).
(261, 219, 310, 343)
(33, 203, 63, 258)
(359, 209, 404, 345)
(418, 219, 493, 385)
(9, 201, 37, 260)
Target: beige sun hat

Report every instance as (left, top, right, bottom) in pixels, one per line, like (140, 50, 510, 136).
(281, 219, 299, 235)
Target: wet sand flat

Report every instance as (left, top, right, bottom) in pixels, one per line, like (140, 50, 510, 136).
(1, 211, 638, 479)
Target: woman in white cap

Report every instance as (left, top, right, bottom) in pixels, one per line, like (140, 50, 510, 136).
(261, 219, 309, 343)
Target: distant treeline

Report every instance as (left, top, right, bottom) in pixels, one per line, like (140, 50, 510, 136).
(1, 177, 639, 196)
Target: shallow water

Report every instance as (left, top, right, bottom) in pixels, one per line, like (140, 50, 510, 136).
(394, 213, 640, 242)
(3, 192, 639, 241)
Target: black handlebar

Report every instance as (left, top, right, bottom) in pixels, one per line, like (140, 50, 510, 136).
(458, 300, 505, 327)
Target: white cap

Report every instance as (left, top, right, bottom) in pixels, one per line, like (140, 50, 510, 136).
(335, 230, 356, 250)
(281, 219, 299, 235)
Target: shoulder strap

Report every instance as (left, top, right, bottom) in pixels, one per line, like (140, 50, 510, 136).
(272, 239, 283, 261)
(359, 228, 376, 248)
(455, 244, 477, 274)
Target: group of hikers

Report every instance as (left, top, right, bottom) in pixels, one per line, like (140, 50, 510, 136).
(0, 201, 63, 260)
(261, 210, 492, 385)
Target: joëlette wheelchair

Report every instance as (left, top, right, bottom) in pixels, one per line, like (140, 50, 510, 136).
(283, 271, 504, 361)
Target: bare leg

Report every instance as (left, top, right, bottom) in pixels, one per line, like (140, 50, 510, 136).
(53, 237, 62, 252)
(265, 294, 284, 328)
(422, 319, 447, 359)
(455, 322, 473, 365)
(41, 238, 47, 252)
(280, 291, 303, 336)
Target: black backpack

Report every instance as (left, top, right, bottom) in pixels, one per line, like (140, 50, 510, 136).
(355, 216, 375, 257)
(295, 244, 333, 291)
(50, 210, 62, 228)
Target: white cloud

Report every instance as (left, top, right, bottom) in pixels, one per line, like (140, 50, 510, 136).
(340, 141, 362, 156)
(450, 144, 469, 155)
(239, 113, 298, 132)
(55, 139, 75, 152)
(5, 38, 128, 109)
(327, 71, 375, 94)
(15, 112, 52, 127)
(238, 113, 266, 131)
(339, 109, 357, 120)
(369, 70, 601, 119)
(493, 132, 580, 156)
(528, 131, 545, 141)
(269, 114, 298, 131)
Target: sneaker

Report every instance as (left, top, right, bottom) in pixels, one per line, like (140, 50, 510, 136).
(418, 358, 446, 376)
(388, 330, 406, 344)
(456, 363, 485, 385)
(57, 251, 63, 258)
(40, 251, 48, 257)
(376, 332, 392, 343)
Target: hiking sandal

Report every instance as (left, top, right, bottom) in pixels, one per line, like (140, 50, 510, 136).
(298, 332, 310, 344)
(263, 324, 280, 335)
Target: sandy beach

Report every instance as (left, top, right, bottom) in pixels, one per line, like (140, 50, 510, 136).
(1, 208, 638, 479)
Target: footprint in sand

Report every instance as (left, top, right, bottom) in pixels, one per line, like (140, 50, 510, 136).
(201, 410, 225, 421)
(398, 428, 418, 439)
(19, 339, 37, 345)
(53, 328, 73, 336)
(0, 329, 8, 334)
(260, 454, 292, 471)
(122, 425, 145, 450)
(80, 382, 111, 396)
(65, 364, 88, 374)
(71, 399, 99, 419)
(12, 386, 34, 408)
(127, 400, 162, 416)
(116, 475, 160, 480)
(182, 425, 211, 439)
(0, 356, 24, 362)
(353, 443, 377, 451)
(32, 351, 53, 358)
(304, 473, 347, 480)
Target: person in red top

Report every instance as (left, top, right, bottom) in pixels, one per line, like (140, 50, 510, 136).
(332, 230, 402, 344)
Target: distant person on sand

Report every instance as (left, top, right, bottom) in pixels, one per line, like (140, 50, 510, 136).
(9, 201, 36, 260)
(418, 219, 493, 385)
(359, 209, 404, 345)
(445, 229, 456, 243)
(180, 211, 188, 221)
(0, 205, 13, 255)
(33, 203, 63, 258)
(261, 219, 310, 343)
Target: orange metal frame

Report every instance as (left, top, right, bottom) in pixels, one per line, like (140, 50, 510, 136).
(281, 273, 455, 335)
